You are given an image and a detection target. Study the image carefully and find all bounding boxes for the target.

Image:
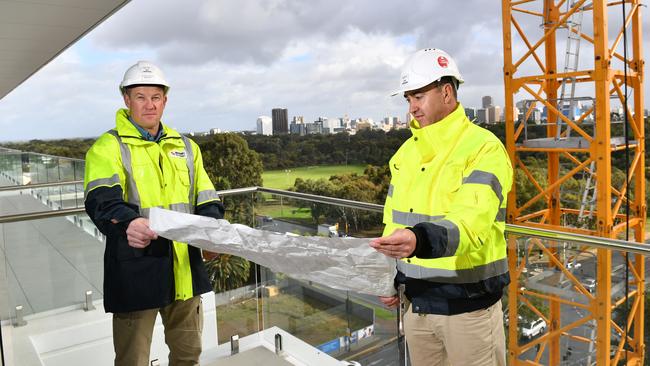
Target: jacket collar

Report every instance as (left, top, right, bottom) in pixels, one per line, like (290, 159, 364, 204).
(409, 102, 468, 161)
(114, 109, 182, 145)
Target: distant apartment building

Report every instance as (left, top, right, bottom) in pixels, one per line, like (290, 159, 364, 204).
(516, 100, 543, 123)
(464, 107, 476, 122)
(518, 109, 542, 124)
(380, 118, 392, 132)
(272, 108, 288, 135)
(314, 117, 328, 134)
(340, 115, 351, 129)
(516, 100, 531, 111)
(477, 108, 488, 124)
(256, 116, 272, 136)
(290, 122, 306, 136)
(392, 117, 400, 127)
(305, 120, 323, 134)
(381, 116, 400, 129)
(356, 120, 372, 131)
(289, 115, 304, 135)
(482, 95, 493, 109)
(487, 105, 502, 124)
(321, 117, 339, 134)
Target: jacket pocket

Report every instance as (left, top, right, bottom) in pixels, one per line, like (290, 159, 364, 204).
(115, 236, 138, 261)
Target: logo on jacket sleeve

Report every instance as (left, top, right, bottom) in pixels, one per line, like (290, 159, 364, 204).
(170, 150, 186, 158)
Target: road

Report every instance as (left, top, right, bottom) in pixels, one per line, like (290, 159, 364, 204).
(516, 250, 650, 365)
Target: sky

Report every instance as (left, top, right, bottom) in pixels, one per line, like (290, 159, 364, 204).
(0, 0, 648, 142)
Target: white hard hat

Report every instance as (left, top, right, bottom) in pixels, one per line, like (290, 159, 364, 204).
(391, 48, 464, 96)
(120, 61, 170, 94)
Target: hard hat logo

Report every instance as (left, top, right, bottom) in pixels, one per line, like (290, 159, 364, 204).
(437, 56, 449, 68)
(401, 75, 409, 86)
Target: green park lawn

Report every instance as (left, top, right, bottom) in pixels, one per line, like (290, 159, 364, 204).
(262, 164, 366, 190)
(257, 164, 366, 224)
(216, 292, 371, 345)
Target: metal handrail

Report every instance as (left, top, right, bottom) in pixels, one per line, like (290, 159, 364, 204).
(1, 186, 648, 256)
(258, 187, 384, 213)
(0, 180, 83, 192)
(0, 148, 85, 163)
(0, 207, 85, 224)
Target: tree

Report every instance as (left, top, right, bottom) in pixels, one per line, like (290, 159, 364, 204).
(198, 133, 263, 293)
(204, 253, 251, 293)
(199, 133, 263, 224)
(290, 166, 387, 234)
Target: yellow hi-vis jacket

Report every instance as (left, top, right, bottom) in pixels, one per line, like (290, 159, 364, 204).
(84, 109, 222, 312)
(383, 103, 513, 315)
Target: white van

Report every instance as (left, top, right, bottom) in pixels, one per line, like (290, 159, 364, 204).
(522, 318, 547, 339)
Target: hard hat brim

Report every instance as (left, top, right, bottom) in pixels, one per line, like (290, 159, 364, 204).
(390, 77, 465, 97)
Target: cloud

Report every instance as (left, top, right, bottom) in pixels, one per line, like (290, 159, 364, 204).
(1, 0, 648, 142)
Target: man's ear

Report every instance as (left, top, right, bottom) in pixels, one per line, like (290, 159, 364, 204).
(123, 92, 131, 109)
(443, 84, 452, 102)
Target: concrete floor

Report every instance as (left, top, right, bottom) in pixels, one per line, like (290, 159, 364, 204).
(207, 347, 293, 366)
(0, 174, 103, 319)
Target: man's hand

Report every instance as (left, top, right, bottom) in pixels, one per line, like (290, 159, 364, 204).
(379, 295, 399, 309)
(369, 228, 416, 259)
(125, 218, 158, 248)
(203, 251, 219, 261)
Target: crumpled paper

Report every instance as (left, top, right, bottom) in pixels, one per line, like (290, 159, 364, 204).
(149, 207, 397, 296)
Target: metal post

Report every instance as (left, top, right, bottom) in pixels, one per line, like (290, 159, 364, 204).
(84, 290, 95, 311)
(274, 333, 283, 355)
(397, 284, 407, 365)
(14, 305, 26, 327)
(230, 334, 239, 355)
(1, 312, 5, 366)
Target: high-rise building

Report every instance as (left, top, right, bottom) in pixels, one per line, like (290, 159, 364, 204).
(482, 95, 493, 109)
(322, 117, 341, 134)
(272, 108, 288, 135)
(356, 120, 372, 131)
(256, 116, 272, 136)
(487, 105, 502, 124)
(464, 107, 476, 122)
(289, 122, 306, 136)
(305, 121, 322, 135)
(477, 108, 488, 124)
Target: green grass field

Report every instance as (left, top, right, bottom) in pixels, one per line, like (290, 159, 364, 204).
(262, 164, 366, 189)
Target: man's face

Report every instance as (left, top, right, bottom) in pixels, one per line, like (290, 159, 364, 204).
(404, 84, 452, 127)
(123, 86, 167, 131)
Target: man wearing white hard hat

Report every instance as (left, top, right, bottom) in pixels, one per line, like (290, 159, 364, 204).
(84, 61, 224, 365)
(370, 49, 512, 365)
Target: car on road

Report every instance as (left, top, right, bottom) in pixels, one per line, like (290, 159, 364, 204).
(584, 277, 596, 293)
(522, 318, 547, 339)
(566, 261, 582, 270)
(503, 310, 523, 327)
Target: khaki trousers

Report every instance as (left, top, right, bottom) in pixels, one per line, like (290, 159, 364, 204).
(113, 296, 203, 366)
(404, 300, 505, 366)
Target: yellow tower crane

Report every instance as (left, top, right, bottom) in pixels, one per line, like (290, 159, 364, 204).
(502, 0, 645, 364)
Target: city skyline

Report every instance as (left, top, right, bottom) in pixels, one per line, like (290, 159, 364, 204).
(0, 0, 648, 142)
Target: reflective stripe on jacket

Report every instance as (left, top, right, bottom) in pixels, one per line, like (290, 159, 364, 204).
(84, 109, 221, 311)
(383, 103, 513, 313)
